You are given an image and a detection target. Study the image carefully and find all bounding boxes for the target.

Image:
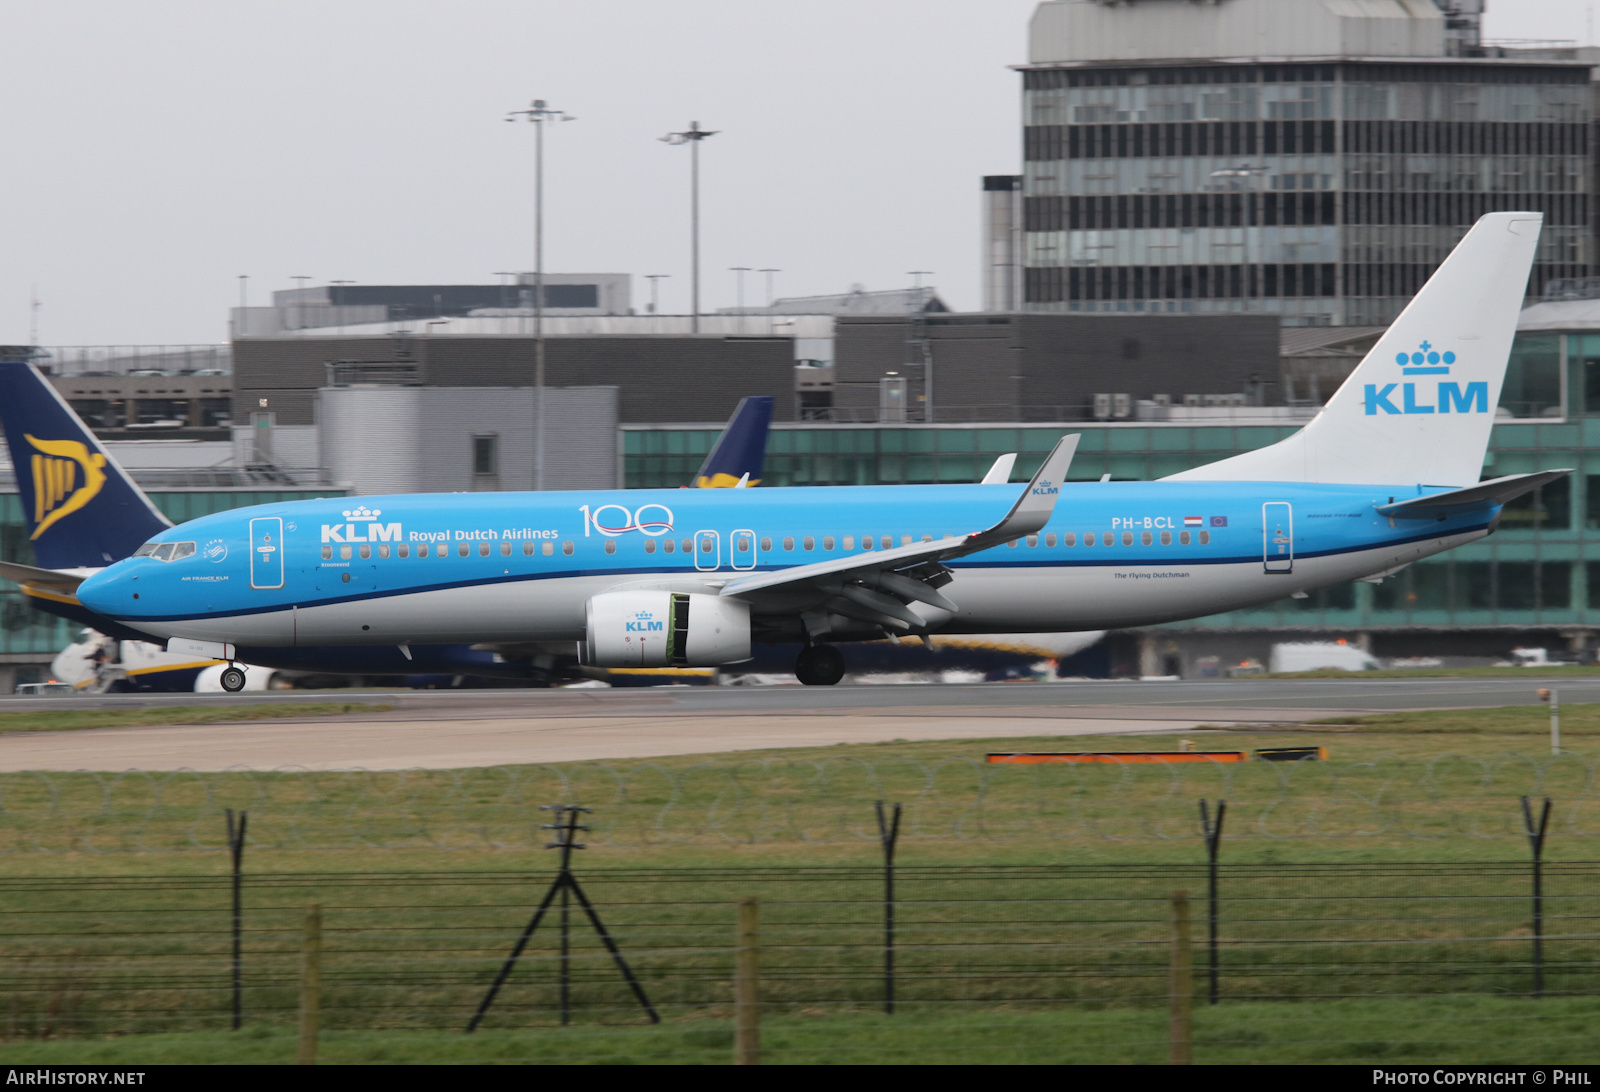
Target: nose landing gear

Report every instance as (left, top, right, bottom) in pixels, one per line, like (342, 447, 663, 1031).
(219, 665, 247, 693)
(794, 644, 845, 686)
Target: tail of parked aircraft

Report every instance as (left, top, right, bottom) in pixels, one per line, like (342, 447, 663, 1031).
(1168, 211, 1543, 488)
(693, 395, 774, 487)
(0, 362, 171, 568)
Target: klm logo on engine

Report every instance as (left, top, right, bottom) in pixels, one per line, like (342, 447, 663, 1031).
(626, 610, 664, 633)
(1364, 340, 1488, 416)
(321, 505, 401, 543)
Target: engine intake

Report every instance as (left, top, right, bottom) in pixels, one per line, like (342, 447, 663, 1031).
(583, 590, 751, 668)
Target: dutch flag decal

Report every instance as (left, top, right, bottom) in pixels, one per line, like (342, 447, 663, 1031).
(1183, 516, 1203, 527)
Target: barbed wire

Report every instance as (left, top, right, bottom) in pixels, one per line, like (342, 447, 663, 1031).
(0, 751, 1598, 852)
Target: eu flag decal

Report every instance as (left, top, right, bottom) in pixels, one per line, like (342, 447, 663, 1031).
(1210, 516, 1228, 527)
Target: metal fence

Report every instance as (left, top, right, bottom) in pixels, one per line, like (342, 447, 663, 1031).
(3, 752, 1600, 853)
(0, 860, 1593, 1042)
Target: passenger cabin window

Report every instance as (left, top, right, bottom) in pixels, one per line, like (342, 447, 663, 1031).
(399, 544, 410, 558)
(844, 536, 856, 550)
(823, 536, 835, 551)
(522, 542, 533, 555)
(803, 537, 815, 551)
(563, 541, 574, 555)
(1199, 530, 1210, 545)
(761, 537, 772, 551)
(1027, 535, 1038, 548)
(645, 539, 656, 554)
(458, 543, 469, 557)
(663, 539, 675, 554)
(1160, 531, 1171, 546)
(500, 543, 511, 556)
(1084, 533, 1095, 547)
(681, 539, 692, 553)
(1046, 533, 1057, 547)
(784, 537, 795, 551)
(1122, 532, 1134, 546)
(1180, 530, 1191, 545)
(604, 540, 616, 554)
(340, 545, 352, 559)
(360, 545, 371, 559)
(1141, 531, 1152, 546)
(543, 542, 554, 556)
(321, 545, 333, 560)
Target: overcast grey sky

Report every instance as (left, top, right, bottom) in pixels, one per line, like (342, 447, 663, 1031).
(0, 0, 1587, 346)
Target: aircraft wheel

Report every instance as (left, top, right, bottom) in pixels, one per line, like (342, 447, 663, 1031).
(220, 666, 247, 693)
(794, 644, 845, 686)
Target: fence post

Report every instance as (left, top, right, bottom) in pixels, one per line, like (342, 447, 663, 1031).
(1169, 890, 1192, 1066)
(1521, 795, 1553, 999)
(298, 902, 322, 1066)
(225, 808, 247, 1031)
(735, 897, 759, 1066)
(1199, 799, 1225, 1005)
(875, 800, 902, 1015)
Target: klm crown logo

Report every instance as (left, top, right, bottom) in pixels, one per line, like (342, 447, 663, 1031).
(1366, 339, 1486, 417)
(1396, 340, 1456, 376)
(343, 506, 382, 521)
(25, 434, 108, 540)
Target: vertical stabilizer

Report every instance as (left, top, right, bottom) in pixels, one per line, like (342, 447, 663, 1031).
(1168, 212, 1542, 487)
(0, 362, 171, 568)
(693, 395, 774, 488)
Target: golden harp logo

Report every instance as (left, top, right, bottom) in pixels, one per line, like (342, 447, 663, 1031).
(25, 434, 107, 540)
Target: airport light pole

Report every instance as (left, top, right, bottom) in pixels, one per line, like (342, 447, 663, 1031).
(730, 267, 751, 312)
(660, 122, 718, 333)
(645, 274, 670, 314)
(760, 268, 781, 307)
(507, 98, 575, 491)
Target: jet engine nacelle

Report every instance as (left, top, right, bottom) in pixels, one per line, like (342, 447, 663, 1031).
(582, 590, 751, 668)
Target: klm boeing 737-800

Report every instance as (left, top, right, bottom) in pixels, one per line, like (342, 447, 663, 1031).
(44, 214, 1575, 689)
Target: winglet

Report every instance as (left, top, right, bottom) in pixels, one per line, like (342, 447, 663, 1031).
(969, 434, 1078, 547)
(980, 453, 1017, 485)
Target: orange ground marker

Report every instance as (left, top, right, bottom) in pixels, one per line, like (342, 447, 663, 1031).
(986, 752, 1249, 765)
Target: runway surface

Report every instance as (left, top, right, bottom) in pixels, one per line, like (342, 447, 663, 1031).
(0, 676, 1580, 771)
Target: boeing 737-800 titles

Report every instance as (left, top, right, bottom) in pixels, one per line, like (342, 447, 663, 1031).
(34, 214, 1577, 688)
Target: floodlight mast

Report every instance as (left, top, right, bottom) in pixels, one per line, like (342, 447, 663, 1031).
(506, 98, 575, 491)
(660, 122, 719, 333)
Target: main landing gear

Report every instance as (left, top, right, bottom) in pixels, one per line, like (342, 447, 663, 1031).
(794, 644, 845, 687)
(219, 665, 247, 693)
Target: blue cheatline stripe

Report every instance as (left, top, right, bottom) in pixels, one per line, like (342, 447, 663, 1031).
(109, 524, 1479, 625)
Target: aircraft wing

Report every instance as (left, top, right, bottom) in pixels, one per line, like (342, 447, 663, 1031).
(719, 435, 1077, 633)
(0, 560, 90, 591)
(1374, 469, 1572, 520)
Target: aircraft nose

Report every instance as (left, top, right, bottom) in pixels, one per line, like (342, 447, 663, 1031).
(76, 567, 132, 615)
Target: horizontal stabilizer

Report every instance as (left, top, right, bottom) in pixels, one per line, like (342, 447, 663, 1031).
(1375, 470, 1573, 519)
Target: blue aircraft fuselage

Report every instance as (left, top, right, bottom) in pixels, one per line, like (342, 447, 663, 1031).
(76, 479, 1489, 651)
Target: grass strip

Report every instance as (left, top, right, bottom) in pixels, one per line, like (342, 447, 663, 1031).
(3, 996, 1596, 1065)
(1299, 703, 1599, 735)
(0, 702, 394, 735)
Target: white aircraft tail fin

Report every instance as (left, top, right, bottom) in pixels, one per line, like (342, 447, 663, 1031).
(1168, 212, 1543, 487)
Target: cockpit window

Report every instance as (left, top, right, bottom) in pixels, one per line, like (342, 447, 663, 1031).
(142, 541, 196, 562)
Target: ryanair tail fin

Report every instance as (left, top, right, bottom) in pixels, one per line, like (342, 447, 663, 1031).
(0, 362, 171, 568)
(693, 395, 774, 488)
(1168, 211, 1543, 487)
